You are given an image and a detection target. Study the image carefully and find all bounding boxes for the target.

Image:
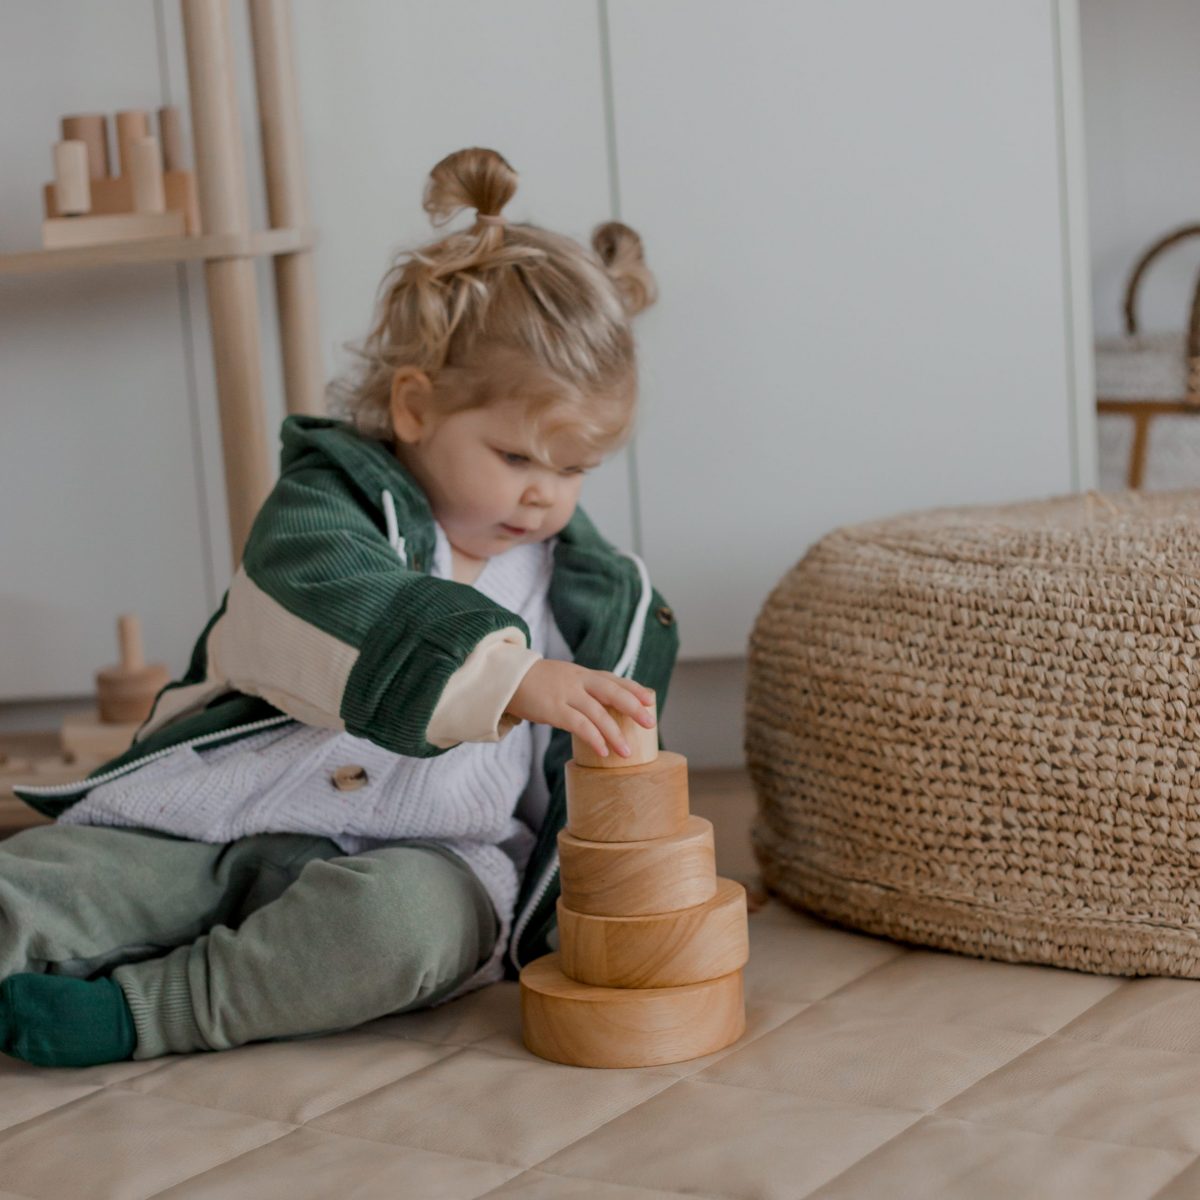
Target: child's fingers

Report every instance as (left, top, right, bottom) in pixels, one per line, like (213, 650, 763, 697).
(612, 675, 657, 707)
(565, 709, 608, 757)
(595, 677, 657, 727)
(576, 695, 631, 757)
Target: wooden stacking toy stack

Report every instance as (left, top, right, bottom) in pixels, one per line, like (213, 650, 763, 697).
(41, 107, 200, 249)
(520, 696, 749, 1068)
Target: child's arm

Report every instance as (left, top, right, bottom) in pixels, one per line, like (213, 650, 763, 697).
(209, 464, 537, 757)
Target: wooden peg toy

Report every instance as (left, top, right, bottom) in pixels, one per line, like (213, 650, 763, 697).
(97, 613, 171, 723)
(114, 109, 150, 178)
(61, 113, 110, 179)
(130, 136, 166, 213)
(52, 140, 91, 216)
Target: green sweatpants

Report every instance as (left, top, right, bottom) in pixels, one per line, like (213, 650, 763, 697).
(0, 823, 499, 1059)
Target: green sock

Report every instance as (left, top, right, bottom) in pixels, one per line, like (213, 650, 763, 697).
(0, 974, 137, 1068)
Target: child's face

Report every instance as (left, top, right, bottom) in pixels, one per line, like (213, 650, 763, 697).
(392, 381, 603, 563)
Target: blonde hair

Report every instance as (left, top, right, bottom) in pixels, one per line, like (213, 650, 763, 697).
(328, 147, 657, 462)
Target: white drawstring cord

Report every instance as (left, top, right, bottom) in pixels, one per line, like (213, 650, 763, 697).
(613, 551, 652, 679)
(381, 490, 407, 565)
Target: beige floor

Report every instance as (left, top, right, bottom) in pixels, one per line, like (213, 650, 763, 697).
(4, 771, 1200, 1199)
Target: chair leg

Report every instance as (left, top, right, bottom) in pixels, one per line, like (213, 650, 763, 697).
(1128, 413, 1152, 489)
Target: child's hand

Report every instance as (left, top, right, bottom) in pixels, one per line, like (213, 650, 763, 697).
(505, 660, 656, 759)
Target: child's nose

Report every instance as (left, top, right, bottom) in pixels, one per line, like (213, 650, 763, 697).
(521, 483, 554, 507)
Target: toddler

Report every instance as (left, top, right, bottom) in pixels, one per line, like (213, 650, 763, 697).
(4, 147, 679, 1067)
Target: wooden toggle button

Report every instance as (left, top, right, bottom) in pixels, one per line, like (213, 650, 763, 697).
(557, 876, 749, 988)
(565, 750, 689, 843)
(557, 815, 716, 917)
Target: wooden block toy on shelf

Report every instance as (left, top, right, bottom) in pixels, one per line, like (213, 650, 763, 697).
(520, 695, 750, 1067)
(42, 210, 185, 249)
(40, 105, 201, 243)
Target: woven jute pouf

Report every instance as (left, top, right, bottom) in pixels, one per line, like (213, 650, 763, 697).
(746, 489, 1200, 977)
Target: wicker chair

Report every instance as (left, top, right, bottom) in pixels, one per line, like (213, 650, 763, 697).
(747, 489, 1200, 976)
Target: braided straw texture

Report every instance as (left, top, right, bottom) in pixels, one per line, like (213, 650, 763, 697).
(747, 489, 1200, 977)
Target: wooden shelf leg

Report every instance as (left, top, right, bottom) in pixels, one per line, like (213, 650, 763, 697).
(182, 0, 272, 564)
(249, 0, 325, 417)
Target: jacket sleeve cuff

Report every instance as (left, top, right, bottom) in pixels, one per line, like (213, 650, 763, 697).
(426, 631, 543, 749)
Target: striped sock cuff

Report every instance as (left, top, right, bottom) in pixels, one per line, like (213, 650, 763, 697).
(112, 946, 206, 1060)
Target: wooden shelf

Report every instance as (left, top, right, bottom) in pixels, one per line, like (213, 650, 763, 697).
(0, 226, 315, 277)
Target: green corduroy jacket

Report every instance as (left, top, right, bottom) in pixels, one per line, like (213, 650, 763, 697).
(15, 415, 680, 976)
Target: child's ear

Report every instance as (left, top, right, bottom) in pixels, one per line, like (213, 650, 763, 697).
(389, 367, 435, 444)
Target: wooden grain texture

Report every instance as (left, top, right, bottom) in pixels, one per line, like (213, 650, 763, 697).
(557, 877, 749, 988)
(565, 750, 689, 843)
(558, 814, 716, 917)
(41, 211, 185, 248)
(520, 954, 745, 1067)
(571, 697, 658, 768)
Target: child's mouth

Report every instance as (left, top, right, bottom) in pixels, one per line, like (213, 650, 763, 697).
(500, 524, 527, 536)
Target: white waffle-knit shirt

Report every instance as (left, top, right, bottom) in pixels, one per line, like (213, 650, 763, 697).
(60, 521, 572, 992)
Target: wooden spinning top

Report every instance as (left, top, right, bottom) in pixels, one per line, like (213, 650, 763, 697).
(95, 614, 170, 724)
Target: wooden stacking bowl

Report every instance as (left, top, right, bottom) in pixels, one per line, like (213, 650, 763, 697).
(557, 877, 749, 988)
(565, 751, 689, 842)
(520, 954, 745, 1068)
(557, 815, 716, 917)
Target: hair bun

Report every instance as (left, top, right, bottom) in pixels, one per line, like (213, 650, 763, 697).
(423, 147, 518, 228)
(592, 221, 658, 316)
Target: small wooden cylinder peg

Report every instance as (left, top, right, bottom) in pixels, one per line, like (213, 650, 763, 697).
(53, 141, 91, 215)
(571, 693, 658, 768)
(115, 109, 150, 177)
(557, 877, 750, 988)
(96, 614, 171, 724)
(130, 137, 166, 213)
(557, 815, 717, 917)
(520, 955, 745, 1068)
(566, 751, 690, 842)
(158, 105, 186, 172)
(61, 114, 110, 179)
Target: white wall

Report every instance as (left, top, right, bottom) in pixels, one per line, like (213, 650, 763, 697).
(1, 0, 1095, 769)
(1080, 0, 1200, 340)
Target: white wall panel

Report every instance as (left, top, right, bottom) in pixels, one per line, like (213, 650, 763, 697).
(607, 0, 1081, 657)
(0, 1, 215, 697)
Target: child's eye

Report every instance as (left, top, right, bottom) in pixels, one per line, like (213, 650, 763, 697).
(500, 452, 529, 466)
